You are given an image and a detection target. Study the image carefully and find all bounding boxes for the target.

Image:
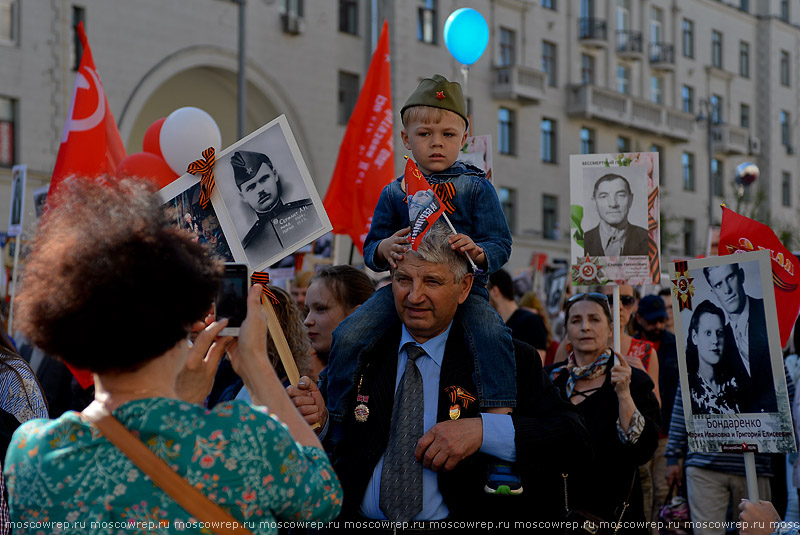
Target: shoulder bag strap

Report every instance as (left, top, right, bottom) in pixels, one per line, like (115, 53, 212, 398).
(82, 401, 254, 535)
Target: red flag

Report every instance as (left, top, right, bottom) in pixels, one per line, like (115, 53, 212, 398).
(48, 22, 126, 203)
(404, 157, 446, 250)
(324, 20, 393, 253)
(718, 206, 800, 347)
(49, 22, 126, 389)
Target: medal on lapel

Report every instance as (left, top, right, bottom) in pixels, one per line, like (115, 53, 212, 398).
(354, 376, 370, 423)
(445, 385, 476, 420)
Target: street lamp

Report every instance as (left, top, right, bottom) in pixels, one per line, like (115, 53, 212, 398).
(219, 0, 247, 139)
(696, 98, 715, 230)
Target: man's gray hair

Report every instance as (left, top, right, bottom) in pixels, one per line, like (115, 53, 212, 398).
(411, 221, 471, 281)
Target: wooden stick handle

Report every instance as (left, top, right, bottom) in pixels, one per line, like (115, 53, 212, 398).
(260, 299, 320, 430)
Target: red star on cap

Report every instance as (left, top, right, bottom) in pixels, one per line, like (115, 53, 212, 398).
(436, 91, 445, 100)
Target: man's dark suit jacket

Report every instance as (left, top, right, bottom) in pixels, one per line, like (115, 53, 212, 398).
(328, 312, 592, 524)
(583, 223, 650, 256)
(724, 296, 777, 413)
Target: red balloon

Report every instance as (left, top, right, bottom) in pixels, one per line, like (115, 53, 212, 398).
(117, 152, 178, 189)
(142, 117, 166, 159)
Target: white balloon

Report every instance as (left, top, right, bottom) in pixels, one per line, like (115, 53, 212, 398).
(159, 107, 222, 176)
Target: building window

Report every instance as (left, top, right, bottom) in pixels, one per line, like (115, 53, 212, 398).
(650, 6, 663, 46)
(617, 136, 630, 153)
(0, 0, 16, 45)
(542, 41, 557, 87)
(712, 158, 723, 197)
(781, 110, 791, 146)
(710, 94, 723, 124)
(337, 71, 359, 125)
(417, 0, 437, 44)
(781, 51, 790, 86)
(739, 41, 749, 78)
(783, 172, 792, 206)
(542, 0, 556, 9)
(711, 30, 722, 69)
(682, 152, 695, 191)
(740, 0, 749, 12)
(580, 127, 595, 154)
(581, 54, 595, 84)
(499, 28, 515, 67)
(498, 108, 515, 155)
(541, 118, 557, 163)
(0, 96, 15, 166)
(740, 104, 750, 129)
(651, 76, 663, 105)
(72, 6, 86, 70)
(616, 0, 631, 51)
(780, 0, 789, 21)
(682, 19, 694, 58)
(681, 85, 694, 114)
(339, 0, 358, 35)
(498, 187, 516, 234)
(617, 65, 630, 95)
(683, 219, 695, 257)
(543, 194, 559, 240)
(283, 0, 304, 16)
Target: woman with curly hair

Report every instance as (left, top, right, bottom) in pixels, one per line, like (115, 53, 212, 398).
(5, 178, 341, 530)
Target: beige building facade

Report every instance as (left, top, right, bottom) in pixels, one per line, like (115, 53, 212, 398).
(0, 0, 797, 281)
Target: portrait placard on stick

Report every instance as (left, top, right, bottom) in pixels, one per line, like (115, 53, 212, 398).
(669, 250, 795, 454)
(210, 115, 331, 272)
(569, 153, 660, 285)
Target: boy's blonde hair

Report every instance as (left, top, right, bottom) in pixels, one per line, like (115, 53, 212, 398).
(401, 105, 466, 129)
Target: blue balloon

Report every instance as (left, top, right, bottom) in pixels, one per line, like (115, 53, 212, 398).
(444, 8, 489, 65)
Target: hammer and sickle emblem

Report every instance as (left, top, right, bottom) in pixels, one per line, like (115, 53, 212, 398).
(61, 66, 106, 143)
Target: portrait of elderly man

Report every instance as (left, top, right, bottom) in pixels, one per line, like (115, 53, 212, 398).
(230, 150, 320, 260)
(583, 173, 650, 257)
(288, 222, 591, 528)
(703, 262, 777, 413)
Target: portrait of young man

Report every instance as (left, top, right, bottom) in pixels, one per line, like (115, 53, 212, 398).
(702, 262, 777, 413)
(230, 150, 321, 263)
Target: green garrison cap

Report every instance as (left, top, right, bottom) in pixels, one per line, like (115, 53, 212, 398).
(400, 74, 468, 126)
(231, 151, 275, 189)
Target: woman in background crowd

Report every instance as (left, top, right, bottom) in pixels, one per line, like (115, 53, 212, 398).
(547, 293, 660, 533)
(304, 265, 375, 373)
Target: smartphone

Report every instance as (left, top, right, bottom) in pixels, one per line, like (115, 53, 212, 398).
(216, 263, 249, 337)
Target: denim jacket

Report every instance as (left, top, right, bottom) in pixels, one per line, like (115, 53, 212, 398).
(363, 161, 512, 286)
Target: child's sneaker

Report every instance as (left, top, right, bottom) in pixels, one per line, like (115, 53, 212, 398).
(484, 462, 523, 495)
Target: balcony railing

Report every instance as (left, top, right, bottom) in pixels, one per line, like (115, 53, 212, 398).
(711, 124, 749, 154)
(566, 84, 694, 141)
(578, 18, 607, 43)
(649, 42, 674, 68)
(616, 30, 643, 58)
(491, 65, 546, 104)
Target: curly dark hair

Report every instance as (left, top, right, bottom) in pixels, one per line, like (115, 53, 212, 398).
(312, 265, 375, 313)
(16, 178, 222, 374)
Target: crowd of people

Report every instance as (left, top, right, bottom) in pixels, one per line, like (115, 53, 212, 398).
(2, 72, 800, 535)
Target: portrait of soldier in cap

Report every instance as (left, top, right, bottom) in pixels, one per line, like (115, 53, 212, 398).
(230, 150, 321, 263)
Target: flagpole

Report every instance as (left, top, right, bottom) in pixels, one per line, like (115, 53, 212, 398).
(441, 213, 481, 274)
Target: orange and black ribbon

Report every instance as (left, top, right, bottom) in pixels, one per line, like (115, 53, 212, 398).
(431, 183, 456, 214)
(187, 147, 216, 209)
(445, 385, 476, 410)
(647, 187, 660, 282)
(250, 271, 279, 305)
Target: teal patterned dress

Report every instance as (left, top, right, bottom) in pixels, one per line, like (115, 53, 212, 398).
(4, 398, 341, 534)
